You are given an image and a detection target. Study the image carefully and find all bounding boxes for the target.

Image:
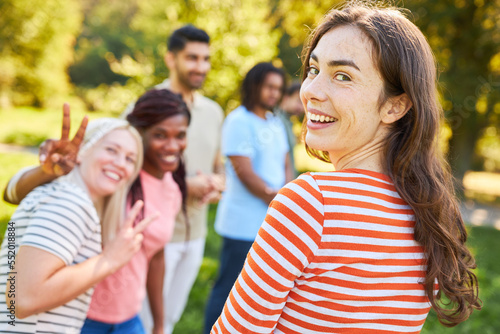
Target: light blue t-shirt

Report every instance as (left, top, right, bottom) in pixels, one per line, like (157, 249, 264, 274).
(215, 105, 289, 241)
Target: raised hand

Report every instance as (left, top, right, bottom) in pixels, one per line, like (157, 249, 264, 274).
(39, 103, 88, 176)
(102, 200, 158, 272)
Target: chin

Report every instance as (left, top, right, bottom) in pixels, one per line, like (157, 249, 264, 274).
(305, 133, 323, 150)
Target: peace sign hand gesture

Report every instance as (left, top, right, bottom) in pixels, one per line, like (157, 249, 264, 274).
(102, 200, 159, 273)
(39, 103, 88, 176)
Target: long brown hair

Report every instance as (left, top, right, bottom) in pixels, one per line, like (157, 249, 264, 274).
(302, 2, 481, 326)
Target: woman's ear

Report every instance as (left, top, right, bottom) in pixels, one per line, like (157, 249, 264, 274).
(381, 93, 413, 124)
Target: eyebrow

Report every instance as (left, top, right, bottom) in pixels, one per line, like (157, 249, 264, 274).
(105, 140, 137, 156)
(310, 53, 361, 72)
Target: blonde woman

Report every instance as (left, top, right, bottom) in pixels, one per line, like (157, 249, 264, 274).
(0, 117, 155, 333)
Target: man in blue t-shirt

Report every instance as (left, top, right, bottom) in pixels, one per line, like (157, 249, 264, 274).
(204, 62, 294, 333)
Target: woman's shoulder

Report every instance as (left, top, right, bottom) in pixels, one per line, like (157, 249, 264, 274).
(19, 180, 96, 219)
(44, 180, 93, 204)
(225, 106, 250, 122)
(289, 169, 396, 194)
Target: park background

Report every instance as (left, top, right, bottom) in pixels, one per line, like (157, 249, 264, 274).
(0, 0, 499, 332)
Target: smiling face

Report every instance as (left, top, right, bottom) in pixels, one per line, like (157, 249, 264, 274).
(300, 25, 393, 167)
(168, 41, 211, 90)
(79, 128, 138, 201)
(142, 114, 189, 179)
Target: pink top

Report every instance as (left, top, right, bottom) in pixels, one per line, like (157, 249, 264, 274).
(87, 170, 181, 323)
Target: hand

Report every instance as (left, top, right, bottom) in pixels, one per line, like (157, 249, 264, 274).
(209, 174, 225, 192)
(263, 186, 278, 205)
(198, 174, 225, 204)
(102, 200, 158, 272)
(187, 171, 214, 200)
(200, 189, 222, 204)
(39, 103, 88, 176)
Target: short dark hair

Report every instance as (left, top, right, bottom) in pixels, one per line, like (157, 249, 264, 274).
(241, 62, 286, 111)
(167, 25, 210, 53)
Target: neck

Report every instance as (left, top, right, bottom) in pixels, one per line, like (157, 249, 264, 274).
(331, 138, 386, 174)
(142, 164, 165, 180)
(74, 166, 103, 214)
(252, 105, 268, 119)
(169, 76, 195, 108)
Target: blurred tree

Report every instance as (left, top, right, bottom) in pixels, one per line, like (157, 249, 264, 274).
(0, 0, 82, 107)
(273, 0, 342, 79)
(406, 0, 500, 187)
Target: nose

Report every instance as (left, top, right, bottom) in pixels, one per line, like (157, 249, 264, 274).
(163, 138, 181, 152)
(112, 152, 128, 169)
(196, 59, 211, 73)
(301, 74, 327, 103)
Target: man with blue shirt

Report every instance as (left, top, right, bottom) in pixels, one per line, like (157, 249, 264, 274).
(203, 62, 294, 333)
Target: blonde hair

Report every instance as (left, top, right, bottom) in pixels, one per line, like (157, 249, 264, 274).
(76, 118, 143, 245)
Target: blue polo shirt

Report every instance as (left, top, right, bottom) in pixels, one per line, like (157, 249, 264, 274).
(215, 105, 289, 241)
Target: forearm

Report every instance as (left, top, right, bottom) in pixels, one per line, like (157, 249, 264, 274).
(14, 249, 116, 318)
(229, 156, 276, 204)
(147, 249, 165, 329)
(212, 150, 225, 176)
(3, 166, 56, 204)
(238, 170, 276, 204)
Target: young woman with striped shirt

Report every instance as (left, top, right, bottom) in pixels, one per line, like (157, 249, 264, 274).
(0, 117, 154, 333)
(211, 3, 481, 333)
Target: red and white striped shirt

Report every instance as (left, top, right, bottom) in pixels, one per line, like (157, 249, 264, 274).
(211, 169, 432, 334)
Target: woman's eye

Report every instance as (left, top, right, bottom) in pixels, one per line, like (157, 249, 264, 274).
(126, 156, 136, 164)
(334, 73, 351, 81)
(106, 147, 117, 154)
(307, 66, 319, 77)
(153, 133, 166, 139)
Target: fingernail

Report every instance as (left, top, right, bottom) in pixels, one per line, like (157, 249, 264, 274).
(40, 154, 46, 162)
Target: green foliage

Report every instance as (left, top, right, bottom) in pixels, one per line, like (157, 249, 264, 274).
(0, 0, 82, 107)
